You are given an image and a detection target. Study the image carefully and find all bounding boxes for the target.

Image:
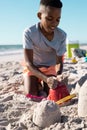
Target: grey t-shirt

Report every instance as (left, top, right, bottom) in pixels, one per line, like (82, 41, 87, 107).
(23, 23, 67, 66)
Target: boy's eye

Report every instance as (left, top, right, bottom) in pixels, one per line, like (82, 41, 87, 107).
(57, 19, 60, 22)
(46, 17, 60, 22)
(46, 17, 53, 21)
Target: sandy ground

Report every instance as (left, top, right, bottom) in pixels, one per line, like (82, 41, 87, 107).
(0, 45, 87, 130)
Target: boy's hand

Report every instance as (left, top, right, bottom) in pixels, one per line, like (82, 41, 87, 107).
(47, 76, 58, 89)
(57, 74, 63, 82)
(57, 73, 69, 86)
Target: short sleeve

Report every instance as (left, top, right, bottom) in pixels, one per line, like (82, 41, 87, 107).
(23, 28, 33, 49)
(56, 34, 67, 56)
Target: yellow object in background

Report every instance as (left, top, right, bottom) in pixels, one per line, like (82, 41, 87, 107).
(66, 42, 79, 58)
(85, 51, 87, 57)
(71, 57, 77, 63)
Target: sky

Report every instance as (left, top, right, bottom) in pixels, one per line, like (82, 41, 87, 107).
(0, 0, 87, 45)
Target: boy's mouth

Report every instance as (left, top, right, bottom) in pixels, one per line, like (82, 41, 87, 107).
(50, 26, 55, 30)
(49, 26, 55, 32)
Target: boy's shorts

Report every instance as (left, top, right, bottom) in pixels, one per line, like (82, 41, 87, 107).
(23, 66, 57, 78)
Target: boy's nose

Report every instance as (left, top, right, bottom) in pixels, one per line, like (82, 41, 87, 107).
(52, 22, 58, 27)
(52, 19, 59, 26)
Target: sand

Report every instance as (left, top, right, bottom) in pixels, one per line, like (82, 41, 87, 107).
(0, 45, 87, 130)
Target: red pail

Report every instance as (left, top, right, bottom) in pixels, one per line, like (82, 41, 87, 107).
(47, 83, 70, 102)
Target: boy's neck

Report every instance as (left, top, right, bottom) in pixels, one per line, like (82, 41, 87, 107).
(39, 23, 54, 41)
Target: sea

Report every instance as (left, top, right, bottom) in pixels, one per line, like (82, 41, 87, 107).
(0, 43, 87, 56)
(0, 44, 23, 56)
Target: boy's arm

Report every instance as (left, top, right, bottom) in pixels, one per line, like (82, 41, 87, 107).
(24, 49, 58, 89)
(24, 49, 47, 82)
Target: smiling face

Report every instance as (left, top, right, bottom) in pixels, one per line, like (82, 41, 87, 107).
(37, 6, 61, 35)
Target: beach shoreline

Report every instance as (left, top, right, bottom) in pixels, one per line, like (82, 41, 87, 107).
(0, 44, 86, 62)
(0, 53, 24, 62)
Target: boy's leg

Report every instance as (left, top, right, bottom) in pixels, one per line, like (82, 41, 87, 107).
(43, 82, 49, 96)
(23, 74, 39, 96)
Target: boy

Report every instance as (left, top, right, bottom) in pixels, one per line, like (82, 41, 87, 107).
(23, 0, 67, 99)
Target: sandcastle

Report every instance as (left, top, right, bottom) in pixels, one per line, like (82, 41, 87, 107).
(33, 99, 61, 128)
(78, 80, 87, 117)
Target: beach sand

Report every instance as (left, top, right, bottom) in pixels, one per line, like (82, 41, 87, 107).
(0, 45, 87, 130)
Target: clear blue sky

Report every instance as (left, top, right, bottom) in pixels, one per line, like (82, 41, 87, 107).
(0, 0, 87, 45)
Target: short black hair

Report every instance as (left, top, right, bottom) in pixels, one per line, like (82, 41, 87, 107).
(40, 0, 63, 8)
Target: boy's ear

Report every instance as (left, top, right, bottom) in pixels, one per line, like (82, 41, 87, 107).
(37, 12, 42, 20)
